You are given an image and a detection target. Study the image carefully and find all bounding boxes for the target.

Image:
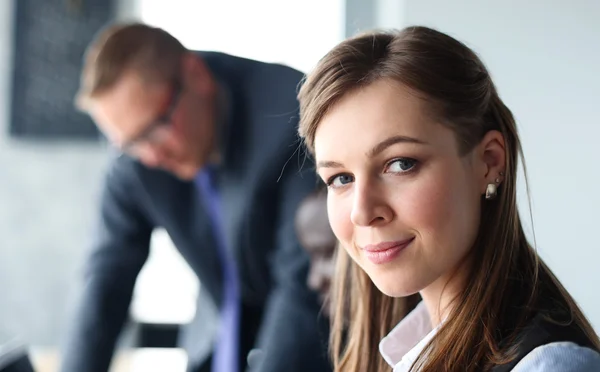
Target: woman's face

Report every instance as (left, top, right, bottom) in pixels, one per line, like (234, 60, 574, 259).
(314, 80, 499, 300)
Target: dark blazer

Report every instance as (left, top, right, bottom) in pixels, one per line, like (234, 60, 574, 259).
(0, 339, 34, 372)
(491, 308, 599, 371)
(61, 52, 330, 372)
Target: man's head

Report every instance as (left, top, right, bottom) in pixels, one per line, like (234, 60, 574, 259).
(77, 22, 218, 179)
(295, 189, 337, 315)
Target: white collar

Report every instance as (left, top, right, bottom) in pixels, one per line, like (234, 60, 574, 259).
(379, 301, 441, 371)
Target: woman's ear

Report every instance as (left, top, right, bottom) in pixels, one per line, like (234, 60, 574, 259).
(476, 130, 506, 194)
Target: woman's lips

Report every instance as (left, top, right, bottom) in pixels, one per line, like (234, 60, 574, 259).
(361, 237, 414, 264)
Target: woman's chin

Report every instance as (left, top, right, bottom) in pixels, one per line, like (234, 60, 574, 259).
(371, 277, 419, 298)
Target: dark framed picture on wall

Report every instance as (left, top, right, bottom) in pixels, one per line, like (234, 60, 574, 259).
(9, 0, 115, 140)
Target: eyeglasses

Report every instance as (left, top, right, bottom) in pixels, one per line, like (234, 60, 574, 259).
(120, 82, 183, 154)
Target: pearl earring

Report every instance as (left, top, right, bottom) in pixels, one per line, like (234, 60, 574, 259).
(485, 183, 498, 200)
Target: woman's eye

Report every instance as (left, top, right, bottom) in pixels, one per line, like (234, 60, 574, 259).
(386, 158, 417, 173)
(328, 174, 354, 188)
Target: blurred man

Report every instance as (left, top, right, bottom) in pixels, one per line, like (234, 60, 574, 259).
(61, 22, 329, 372)
(295, 190, 336, 317)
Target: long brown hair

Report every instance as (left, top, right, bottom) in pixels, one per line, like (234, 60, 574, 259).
(298, 26, 600, 371)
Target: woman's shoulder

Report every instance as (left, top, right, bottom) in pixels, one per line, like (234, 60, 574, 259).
(512, 341, 600, 371)
(492, 304, 599, 372)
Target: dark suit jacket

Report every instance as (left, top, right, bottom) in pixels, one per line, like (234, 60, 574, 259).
(0, 339, 34, 372)
(61, 52, 330, 372)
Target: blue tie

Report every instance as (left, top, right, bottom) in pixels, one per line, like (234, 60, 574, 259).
(195, 167, 240, 372)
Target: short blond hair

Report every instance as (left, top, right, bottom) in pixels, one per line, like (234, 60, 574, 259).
(76, 22, 186, 110)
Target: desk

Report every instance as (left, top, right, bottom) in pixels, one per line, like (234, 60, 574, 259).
(30, 348, 188, 372)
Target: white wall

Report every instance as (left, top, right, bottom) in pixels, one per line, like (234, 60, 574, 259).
(134, 0, 345, 73)
(375, 0, 600, 329)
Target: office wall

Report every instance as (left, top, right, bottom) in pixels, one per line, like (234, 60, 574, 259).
(0, 0, 110, 345)
(135, 0, 345, 73)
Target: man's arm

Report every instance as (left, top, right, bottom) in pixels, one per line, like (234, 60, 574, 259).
(251, 151, 331, 372)
(60, 157, 154, 372)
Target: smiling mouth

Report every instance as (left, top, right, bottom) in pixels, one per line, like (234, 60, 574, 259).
(360, 237, 414, 265)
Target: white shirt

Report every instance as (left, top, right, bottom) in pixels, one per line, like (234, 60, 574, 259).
(379, 302, 600, 372)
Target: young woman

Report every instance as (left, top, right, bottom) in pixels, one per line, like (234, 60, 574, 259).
(297, 26, 600, 371)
